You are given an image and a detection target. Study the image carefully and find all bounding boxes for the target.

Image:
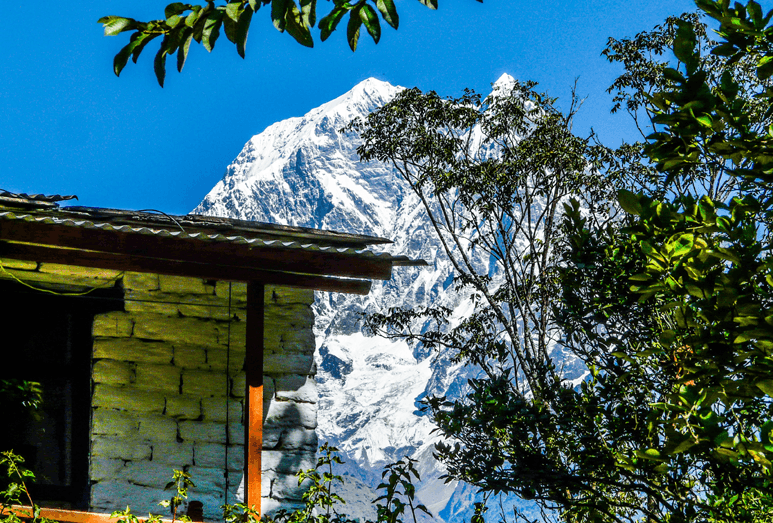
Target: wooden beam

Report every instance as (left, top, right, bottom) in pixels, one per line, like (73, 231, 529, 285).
(245, 282, 264, 514)
(11, 506, 154, 523)
(0, 218, 393, 280)
(0, 242, 373, 295)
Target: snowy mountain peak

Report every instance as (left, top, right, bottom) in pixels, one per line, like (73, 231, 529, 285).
(192, 74, 533, 523)
(492, 72, 516, 90)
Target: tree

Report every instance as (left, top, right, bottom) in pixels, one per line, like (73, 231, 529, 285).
(354, 1, 773, 521)
(98, 0, 480, 87)
(351, 80, 642, 521)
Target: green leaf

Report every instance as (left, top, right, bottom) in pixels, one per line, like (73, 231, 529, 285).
(272, 0, 290, 32)
(300, 0, 317, 29)
(757, 54, 773, 80)
(347, 7, 363, 51)
(100, 16, 136, 36)
(417, 0, 438, 9)
(202, 10, 223, 52)
(757, 379, 773, 397)
(154, 40, 169, 87)
(226, 1, 242, 22)
(165, 3, 188, 18)
(360, 4, 381, 44)
(236, 5, 254, 58)
(673, 21, 698, 72)
(376, 0, 399, 29)
(712, 42, 737, 57)
(177, 30, 194, 71)
(618, 189, 643, 215)
(284, 2, 314, 47)
(131, 32, 160, 63)
(319, 6, 347, 42)
(662, 67, 684, 83)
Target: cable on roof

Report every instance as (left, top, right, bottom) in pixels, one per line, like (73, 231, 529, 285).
(137, 209, 186, 234)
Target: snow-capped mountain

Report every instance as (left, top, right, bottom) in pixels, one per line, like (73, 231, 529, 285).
(193, 75, 534, 522)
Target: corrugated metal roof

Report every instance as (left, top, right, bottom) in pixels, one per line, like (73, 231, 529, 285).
(0, 193, 425, 267)
(0, 190, 78, 203)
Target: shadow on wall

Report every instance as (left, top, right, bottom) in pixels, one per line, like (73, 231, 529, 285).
(232, 373, 319, 514)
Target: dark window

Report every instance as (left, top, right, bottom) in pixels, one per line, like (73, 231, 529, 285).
(0, 277, 123, 509)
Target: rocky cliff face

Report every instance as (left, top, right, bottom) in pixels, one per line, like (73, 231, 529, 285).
(192, 76, 539, 521)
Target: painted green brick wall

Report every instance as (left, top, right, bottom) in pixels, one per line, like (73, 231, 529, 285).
(0, 259, 318, 519)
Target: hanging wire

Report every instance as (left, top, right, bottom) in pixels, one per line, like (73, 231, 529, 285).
(0, 258, 124, 297)
(224, 282, 232, 506)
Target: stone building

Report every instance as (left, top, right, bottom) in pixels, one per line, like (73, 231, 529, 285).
(0, 191, 419, 521)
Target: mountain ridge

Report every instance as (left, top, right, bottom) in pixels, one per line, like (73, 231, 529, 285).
(193, 75, 524, 522)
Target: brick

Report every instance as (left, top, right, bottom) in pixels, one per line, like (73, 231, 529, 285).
(265, 400, 316, 430)
(179, 421, 227, 444)
(274, 374, 317, 403)
(262, 450, 315, 475)
(0, 258, 36, 270)
(90, 480, 167, 517)
(201, 397, 242, 423)
(134, 364, 181, 393)
(123, 272, 160, 291)
(159, 275, 213, 295)
(91, 436, 152, 461)
(137, 414, 178, 441)
(93, 338, 173, 364)
(193, 443, 226, 468)
(215, 281, 247, 301)
(173, 346, 207, 368)
(182, 370, 226, 398)
(92, 384, 165, 414)
(226, 445, 244, 472)
(0, 266, 93, 292)
(227, 423, 244, 446)
(39, 263, 123, 282)
(93, 312, 134, 338)
(165, 395, 201, 419)
(133, 314, 229, 348)
(177, 295, 232, 320)
(125, 292, 178, 315)
(151, 442, 194, 467)
(90, 457, 126, 482)
(264, 351, 315, 375)
(262, 323, 315, 354)
(122, 460, 179, 488)
(230, 374, 245, 398)
(92, 409, 139, 437)
(186, 466, 226, 494)
(204, 348, 245, 375)
(269, 474, 313, 501)
(261, 498, 304, 517)
(92, 360, 134, 386)
(263, 427, 317, 451)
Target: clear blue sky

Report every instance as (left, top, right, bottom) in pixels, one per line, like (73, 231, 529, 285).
(1, 0, 697, 215)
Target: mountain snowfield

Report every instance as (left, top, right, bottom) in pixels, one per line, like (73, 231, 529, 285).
(193, 75, 561, 521)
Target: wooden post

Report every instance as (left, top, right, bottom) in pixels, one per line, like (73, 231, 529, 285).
(245, 282, 264, 515)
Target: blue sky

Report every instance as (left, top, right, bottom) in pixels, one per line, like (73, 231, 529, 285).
(2, 0, 697, 215)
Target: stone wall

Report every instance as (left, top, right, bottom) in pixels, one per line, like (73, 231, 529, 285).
(0, 259, 318, 519)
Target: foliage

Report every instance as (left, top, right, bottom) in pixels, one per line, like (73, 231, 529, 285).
(111, 469, 193, 523)
(265, 442, 353, 523)
(615, 0, 773, 496)
(0, 380, 43, 422)
(374, 458, 430, 523)
(351, 78, 639, 520)
(0, 451, 55, 523)
(98, 0, 480, 86)
(556, 0, 773, 520)
(351, 1, 773, 521)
